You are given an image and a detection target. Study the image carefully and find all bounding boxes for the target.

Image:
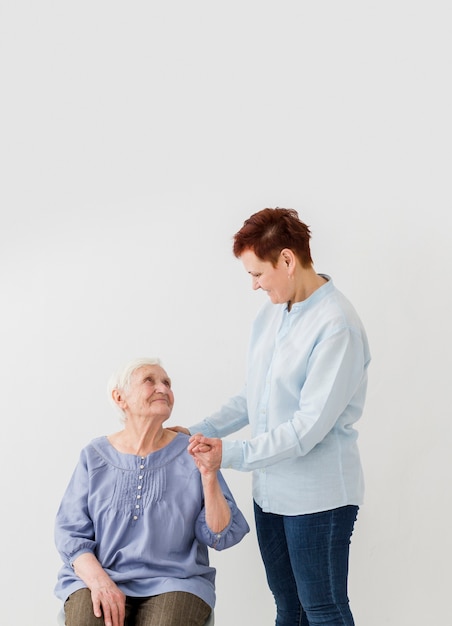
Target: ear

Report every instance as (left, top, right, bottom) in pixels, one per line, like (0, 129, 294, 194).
(112, 388, 125, 408)
(280, 248, 295, 268)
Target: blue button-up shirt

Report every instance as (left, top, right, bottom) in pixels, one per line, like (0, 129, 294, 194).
(190, 276, 371, 515)
(54, 434, 249, 607)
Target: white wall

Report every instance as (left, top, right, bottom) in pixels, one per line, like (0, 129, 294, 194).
(1, 2, 451, 624)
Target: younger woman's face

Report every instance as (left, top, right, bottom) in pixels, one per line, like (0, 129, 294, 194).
(240, 249, 292, 305)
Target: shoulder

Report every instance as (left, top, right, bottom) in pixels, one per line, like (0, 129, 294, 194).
(162, 432, 193, 463)
(323, 285, 365, 332)
(77, 436, 119, 469)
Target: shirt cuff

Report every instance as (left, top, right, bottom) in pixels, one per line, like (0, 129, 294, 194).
(221, 440, 244, 470)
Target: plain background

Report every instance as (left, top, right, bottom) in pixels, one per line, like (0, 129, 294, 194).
(1, 1, 451, 624)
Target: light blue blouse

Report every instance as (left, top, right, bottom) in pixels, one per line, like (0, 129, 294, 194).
(190, 276, 371, 515)
(54, 433, 249, 608)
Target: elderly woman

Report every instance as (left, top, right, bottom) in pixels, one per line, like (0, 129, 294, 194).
(54, 357, 249, 626)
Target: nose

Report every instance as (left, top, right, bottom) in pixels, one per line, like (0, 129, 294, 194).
(155, 381, 168, 394)
(252, 276, 261, 290)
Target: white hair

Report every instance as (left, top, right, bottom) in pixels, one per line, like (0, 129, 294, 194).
(107, 357, 162, 419)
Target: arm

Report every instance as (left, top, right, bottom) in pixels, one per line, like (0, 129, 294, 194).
(193, 328, 368, 472)
(190, 434, 229, 532)
(55, 450, 126, 626)
(72, 553, 125, 626)
(199, 468, 231, 534)
(192, 457, 250, 550)
(168, 387, 248, 438)
(189, 386, 249, 437)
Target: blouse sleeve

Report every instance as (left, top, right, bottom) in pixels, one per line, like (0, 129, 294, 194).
(54, 449, 97, 566)
(194, 470, 250, 551)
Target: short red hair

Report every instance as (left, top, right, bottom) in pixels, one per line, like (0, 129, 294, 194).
(233, 208, 313, 267)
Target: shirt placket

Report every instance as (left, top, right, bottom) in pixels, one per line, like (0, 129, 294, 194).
(257, 309, 292, 509)
(132, 456, 146, 522)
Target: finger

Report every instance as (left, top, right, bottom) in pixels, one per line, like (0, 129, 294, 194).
(103, 603, 120, 626)
(188, 440, 210, 453)
(187, 442, 199, 455)
(92, 598, 102, 618)
(102, 608, 113, 626)
(188, 432, 205, 443)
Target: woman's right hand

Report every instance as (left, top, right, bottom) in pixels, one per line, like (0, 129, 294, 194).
(72, 552, 126, 626)
(90, 581, 126, 626)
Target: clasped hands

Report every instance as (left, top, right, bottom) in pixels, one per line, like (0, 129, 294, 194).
(188, 433, 222, 474)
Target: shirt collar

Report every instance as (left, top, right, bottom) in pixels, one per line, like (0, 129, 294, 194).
(285, 274, 333, 313)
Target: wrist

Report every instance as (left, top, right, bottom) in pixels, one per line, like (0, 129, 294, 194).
(201, 471, 218, 484)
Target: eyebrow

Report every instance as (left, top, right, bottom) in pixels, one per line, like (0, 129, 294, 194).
(142, 374, 172, 385)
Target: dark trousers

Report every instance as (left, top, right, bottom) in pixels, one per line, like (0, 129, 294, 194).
(64, 588, 211, 626)
(254, 501, 359, 626)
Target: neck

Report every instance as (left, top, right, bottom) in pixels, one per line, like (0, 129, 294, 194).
(288, 268, 327, 310)
(109, 423, 175, 456)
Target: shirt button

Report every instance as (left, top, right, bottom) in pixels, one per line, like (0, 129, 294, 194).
(133, 515, 138, 520)
(137, 494, 141, 499)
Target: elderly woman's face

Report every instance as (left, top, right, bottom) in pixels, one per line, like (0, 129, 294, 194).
(119, 364, 175, 420)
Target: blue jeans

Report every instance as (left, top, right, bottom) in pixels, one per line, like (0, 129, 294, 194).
(254, 502, 358, 626)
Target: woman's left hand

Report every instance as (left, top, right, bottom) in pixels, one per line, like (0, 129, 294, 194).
(188, 434, 222, 472)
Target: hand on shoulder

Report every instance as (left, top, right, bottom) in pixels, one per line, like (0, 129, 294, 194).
(167, 425, 190, 435)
